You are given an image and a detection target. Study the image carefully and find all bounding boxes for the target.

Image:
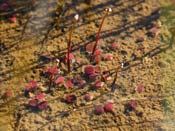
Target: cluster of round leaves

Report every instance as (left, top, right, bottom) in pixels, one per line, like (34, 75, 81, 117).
(85, 42, 119, 63)
(95, 102, 114, 115)
(28, 93, 48, 110)
(25, 81, 48, 110)
(54, 64, 115, 114)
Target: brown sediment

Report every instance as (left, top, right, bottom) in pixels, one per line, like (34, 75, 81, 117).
(0, 0, 175, 131)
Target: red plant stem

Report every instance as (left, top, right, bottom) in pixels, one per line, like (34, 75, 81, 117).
(67, 20, 76, 73)
(92, 10, 110, 55)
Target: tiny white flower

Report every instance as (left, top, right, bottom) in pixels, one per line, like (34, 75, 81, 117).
(105, 8, 112, 12)
(56, 59, 60, 63)
(121, 63, 124, 68)
(74, 14, 79, 21)
(56, 59, 60, 67)
(108, 8, 112, 12)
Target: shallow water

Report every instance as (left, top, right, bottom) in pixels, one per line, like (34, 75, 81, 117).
(0, 0, 175, 131)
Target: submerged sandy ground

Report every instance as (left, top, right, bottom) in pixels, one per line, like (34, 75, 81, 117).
(0, 0, 175, 131)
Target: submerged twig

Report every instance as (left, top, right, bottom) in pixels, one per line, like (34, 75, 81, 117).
(111, 65, 121, 92)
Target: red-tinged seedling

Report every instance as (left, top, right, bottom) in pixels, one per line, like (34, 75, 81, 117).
(67, 14, 79, 73)
(65, 94, 77, 103)
(148, 27, 159, 37)
(30, 80, 37, 86)
(26, 80, 38, 90)
(93, 81, 104, 89)
(84, 65, 95, 75)
(65, 53, 75, 62)
(92, 8, 112, 55)
(94, 55, 102, 63)
(83, 65, 101, 80)
(95, 105, 104, 115)
(46, 66, 59, 91)
(9, 15, 17, 23)
(93, 49, 103, 56)
(94, 66, 102, 73)
(105, 54, 113, 61)
(84, 93, 93, 101)
(35, 93, 45, 101)
(38, 101, 48, 110)
(78, 80, 86, 88)
(71, 75, 86, 88)
(25, 81, 38, 97)
(28, 99, 38, 107)
(102, 73, 111, 81)
(86, 43, 94, 53)
(111, 42, 119, 49)
(129, 100, 138, 110)
(55, 76, 65, 84)
(71, 74, 81, 85)
(47, 66, 58, 75)
(64, 80, 73, 88)
(124, 100, 138, 113)
(89, 72, 98, 79)
(104, 102, 114, 112)
(93, 50, 103, 63)
(136, 85, 144, 93)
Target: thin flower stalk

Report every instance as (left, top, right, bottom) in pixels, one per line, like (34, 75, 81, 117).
(67, 14, 79, 73)
(92, 8, 112, 55)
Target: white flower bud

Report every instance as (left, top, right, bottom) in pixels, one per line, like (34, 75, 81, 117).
(74, 14, 79, 21)
(121, 63, 124, 68)
(56, 59, 60, 63)
(105, 8, 112, 12)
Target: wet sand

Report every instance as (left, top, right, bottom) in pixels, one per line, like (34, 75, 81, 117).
(0, 0, 175, 131)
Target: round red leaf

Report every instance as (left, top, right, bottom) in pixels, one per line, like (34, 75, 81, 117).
(35, 93, 45, 100)
(65, 80, 73, 88)
(93, 49, 103, 56)
(55, 76, 65, 84)
(84, 65, 95, 75)
(95, 105, 104, 115)
(86, 43, 94, 52)
(104, 102, 114, 112)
